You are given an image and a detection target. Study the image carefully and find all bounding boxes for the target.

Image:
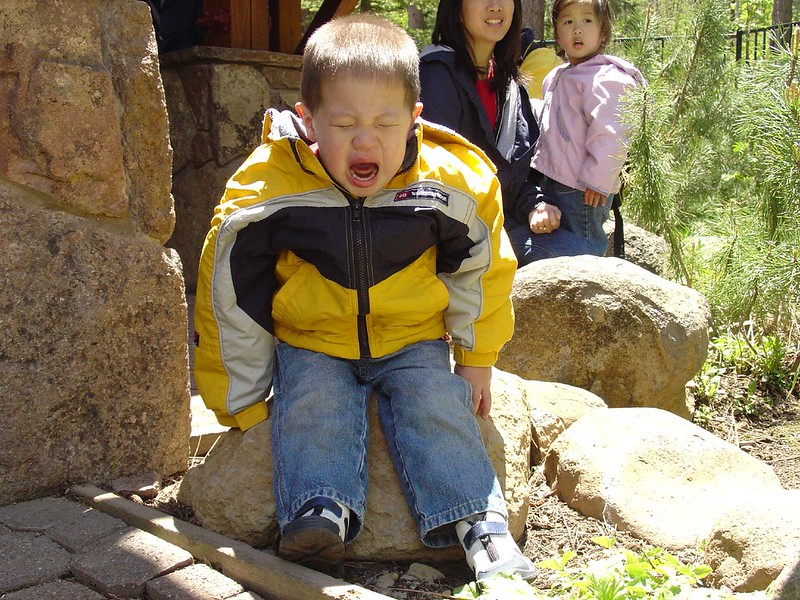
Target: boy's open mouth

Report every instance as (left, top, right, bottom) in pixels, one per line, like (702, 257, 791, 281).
(349, 162, 379, 187)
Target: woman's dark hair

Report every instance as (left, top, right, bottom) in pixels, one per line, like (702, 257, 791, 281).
(432, 0, 522, 91)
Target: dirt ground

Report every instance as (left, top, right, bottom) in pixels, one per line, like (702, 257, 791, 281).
(151, 379, 800, 599)
(337, 384, 800, 598)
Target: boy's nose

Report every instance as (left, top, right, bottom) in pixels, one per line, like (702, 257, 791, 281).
(353, 130, 378, 149)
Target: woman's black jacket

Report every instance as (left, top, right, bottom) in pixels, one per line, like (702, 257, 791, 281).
(419, 45, 541, 228)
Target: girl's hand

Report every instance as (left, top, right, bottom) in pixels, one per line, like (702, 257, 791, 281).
(454, 365, 493, 419)
(584, 188, 606, 207)
(528, 202, 562, 234)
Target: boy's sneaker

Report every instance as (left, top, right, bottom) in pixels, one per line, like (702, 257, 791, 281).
(456, 511, 538, 581)
(278, 497, 349, 578)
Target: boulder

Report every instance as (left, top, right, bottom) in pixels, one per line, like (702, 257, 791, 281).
(492, 371, 606, 465)
(704, 489, 800, 592)
(605, 221, 671, 277)
(178, 372, 532, 563)
(498, 256, 711, 418)
(543, 407, 784, 550)
(0, 0, 189, 504)
(0, 188, 190, 504)
(769, 556, 800, 600)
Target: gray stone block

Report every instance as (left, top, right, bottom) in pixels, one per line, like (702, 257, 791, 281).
(0, 497, 88, 531)
(0, 531, 70, 594)
(70, 527, 193, 598)
(2, 579, 105, 599)
(0, 497, 127, 552)
(146, 563, 245, 599)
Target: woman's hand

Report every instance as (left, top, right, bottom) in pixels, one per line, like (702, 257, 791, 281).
(528, 202, 561, 234)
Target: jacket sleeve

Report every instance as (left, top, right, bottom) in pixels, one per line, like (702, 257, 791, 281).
(194, 152, 278, 431)
(438, 151, 517, 367)
(577, 67, 638, 195)
(420, 61, 464, 133)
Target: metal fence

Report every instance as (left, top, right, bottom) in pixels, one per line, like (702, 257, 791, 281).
(539, 22, 799, 63)
(734, 21, 800, 61)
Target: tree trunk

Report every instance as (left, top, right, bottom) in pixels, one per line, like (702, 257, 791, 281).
(407, 2, 424, 29)
(521, 0, 546, 38)
(771, 0, 792, 49)
(771, 0, 792, 25)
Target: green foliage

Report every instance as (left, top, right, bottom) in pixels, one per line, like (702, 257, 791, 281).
(693, 327, 795, 418)
(300, 0, 438, 49)
(452, 540, 712, 600)
(541, 542, 712, 600)
(620, 2, 799, 389)
(453, 572, 550, 599)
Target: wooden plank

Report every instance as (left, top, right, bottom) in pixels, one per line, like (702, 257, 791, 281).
(70, 485, 392, 600)
(293, 0, 358, 54)
(251, 0, 271, 50)
(230, 0, 252, 49)
(272, 0, 303, 54)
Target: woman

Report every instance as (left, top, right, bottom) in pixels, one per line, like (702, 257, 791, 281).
(420, 0, 593, 265)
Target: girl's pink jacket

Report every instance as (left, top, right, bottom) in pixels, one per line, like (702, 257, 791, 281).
(531, 54, 647, 196)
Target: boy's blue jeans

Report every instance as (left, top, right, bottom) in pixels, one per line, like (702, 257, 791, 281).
(270, 339, 507, 548)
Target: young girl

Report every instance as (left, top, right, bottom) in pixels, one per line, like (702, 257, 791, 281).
(420, 0, 593, 265)
(531, 0, 647, 256)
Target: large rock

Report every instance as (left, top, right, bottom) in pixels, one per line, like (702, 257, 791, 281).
(703, 490, 800, 592)
(0, 187, 190, 504)
(492, 371, 607, 465)
(543, 407, 784, 550)
(769, 556, 800, 600)
(0, 0, 174, 243)
(0, 0, 190, 504)
(498, 256, 711, 418)
(605, 222, 671, 277)
(178, 372, 532, 563)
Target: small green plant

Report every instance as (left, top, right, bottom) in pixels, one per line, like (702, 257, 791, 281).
(452, 572, 547, 599)
(453, 539, 712, 599)
(542, 541, 712, 600)
(693, 327, 796, 420)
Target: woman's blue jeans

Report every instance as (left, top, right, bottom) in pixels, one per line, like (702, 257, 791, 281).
(505, 177, 612, 267)
(506, 222, 594, 267)
(270, 339, 507, 548)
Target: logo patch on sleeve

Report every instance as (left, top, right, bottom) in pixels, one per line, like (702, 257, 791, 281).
(394, 186, 450, 206)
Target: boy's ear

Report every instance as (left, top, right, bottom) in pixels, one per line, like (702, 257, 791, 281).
(295, 101, 317, 142)
(408, 102, 423, 137)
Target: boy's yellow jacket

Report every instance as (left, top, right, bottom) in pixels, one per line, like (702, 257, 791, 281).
(194, 109, 517, 430)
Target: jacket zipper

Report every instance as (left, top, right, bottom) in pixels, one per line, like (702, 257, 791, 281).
(349, 198, 372, 358)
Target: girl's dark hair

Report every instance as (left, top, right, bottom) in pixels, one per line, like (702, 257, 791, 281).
(551, 0, 613, 53)
(432, 0, 522, 90)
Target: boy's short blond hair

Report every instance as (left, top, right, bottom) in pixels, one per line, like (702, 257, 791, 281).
(301, 14, 420, 113)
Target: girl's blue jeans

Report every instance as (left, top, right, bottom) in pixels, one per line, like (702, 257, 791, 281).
(270, 339, 507, 548)
(543, 176, 612, 257)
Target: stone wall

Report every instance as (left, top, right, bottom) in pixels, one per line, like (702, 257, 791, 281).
(160, 46, 302, 292)
(0, 0, 190, 504)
